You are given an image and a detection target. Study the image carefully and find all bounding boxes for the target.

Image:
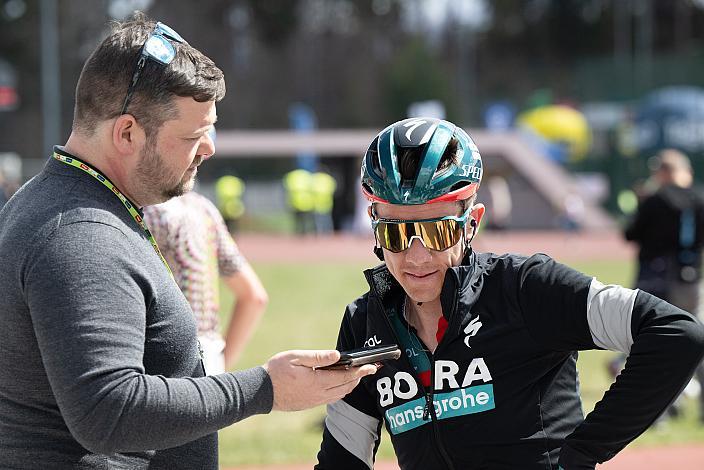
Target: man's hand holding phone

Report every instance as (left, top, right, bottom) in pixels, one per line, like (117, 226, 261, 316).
(263, 345, 400, 411)
(263, 349, 379, 411)
(316, 344, 402, 370)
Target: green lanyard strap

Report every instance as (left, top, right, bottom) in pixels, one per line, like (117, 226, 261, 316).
(53, 151, 173, 277)
(388, 302, 433, 387)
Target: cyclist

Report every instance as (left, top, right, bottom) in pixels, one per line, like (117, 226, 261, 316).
(315, 117, 704, 469)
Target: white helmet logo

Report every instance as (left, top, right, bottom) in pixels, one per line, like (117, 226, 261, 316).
(403, 119, 437, 144)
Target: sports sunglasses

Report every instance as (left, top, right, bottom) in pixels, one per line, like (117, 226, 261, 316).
(372, 209, 470, 253)
(121, 22, 186, 115)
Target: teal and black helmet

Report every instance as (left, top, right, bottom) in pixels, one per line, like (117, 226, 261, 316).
(361, 118, 483, 205)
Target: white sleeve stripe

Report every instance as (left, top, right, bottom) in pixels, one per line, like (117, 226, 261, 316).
(325, 400, 380, 469)
(586, 278, 636, 353)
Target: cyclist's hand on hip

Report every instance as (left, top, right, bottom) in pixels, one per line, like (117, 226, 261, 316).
(558, 443, 597, 470)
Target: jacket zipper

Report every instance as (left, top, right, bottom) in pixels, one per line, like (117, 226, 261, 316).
(372, 293, 456, 470)
(426, 351, 456, 470)
(422, 272, 460, 469)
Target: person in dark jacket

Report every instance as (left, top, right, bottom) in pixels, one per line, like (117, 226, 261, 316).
(315, 118, 704, 470)
(624, 148, 704, 421)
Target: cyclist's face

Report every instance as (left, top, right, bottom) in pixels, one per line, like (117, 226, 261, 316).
(376, 201, 466, 305)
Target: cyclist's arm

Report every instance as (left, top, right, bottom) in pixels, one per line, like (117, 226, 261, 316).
(518, 254, 704, 469)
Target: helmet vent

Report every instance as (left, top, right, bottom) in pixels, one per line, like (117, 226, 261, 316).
(368, 137, 383, 177)
(432, 165, 452, 179)
(449, 181, 469, 193)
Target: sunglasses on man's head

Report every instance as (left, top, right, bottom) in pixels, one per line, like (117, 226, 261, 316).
(121, 22, 186, 116)
(372, 209, 471, 253)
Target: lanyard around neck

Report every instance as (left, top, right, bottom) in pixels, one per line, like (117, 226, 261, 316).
(388, 298, 433, 387)
(52, 151, 173, 277)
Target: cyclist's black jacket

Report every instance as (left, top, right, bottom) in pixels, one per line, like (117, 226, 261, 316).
(315, 251, 704, 470)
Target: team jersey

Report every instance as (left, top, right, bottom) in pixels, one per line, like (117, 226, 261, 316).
(315, 251, 704, 469)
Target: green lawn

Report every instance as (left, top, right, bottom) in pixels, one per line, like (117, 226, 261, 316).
(217, 258, 704, 466)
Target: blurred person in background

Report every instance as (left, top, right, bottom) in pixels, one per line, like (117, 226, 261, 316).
(483, 174, 512, 230)
(312, 169, 337, 234)
(284, 167, 316, 234)
(624, 148, 704, 422)
(0, 163, 20, 211)
(0, 14, 377, 469)
(214, 174, 245, 233)
(143, 190, 268, 373)
(315, 118, 704, 469)
(0, 169, 8, 210)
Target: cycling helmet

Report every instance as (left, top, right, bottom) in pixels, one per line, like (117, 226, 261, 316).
(361, 117, 482, 205)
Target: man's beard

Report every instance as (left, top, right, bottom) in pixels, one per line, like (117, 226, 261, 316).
(136, 138, 199, 203)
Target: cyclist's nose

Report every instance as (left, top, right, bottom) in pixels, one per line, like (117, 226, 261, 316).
(405, 237, 432, 264)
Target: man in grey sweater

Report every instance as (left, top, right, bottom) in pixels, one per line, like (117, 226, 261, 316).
(0, 14, 376, 469)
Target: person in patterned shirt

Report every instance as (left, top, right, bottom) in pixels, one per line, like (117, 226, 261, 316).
(144, 190, 268, 373)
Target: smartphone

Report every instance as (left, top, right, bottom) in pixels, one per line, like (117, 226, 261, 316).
(317, 344, 401, 370)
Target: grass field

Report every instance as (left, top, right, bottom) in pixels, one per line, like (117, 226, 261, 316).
(216, 258, 704, 466)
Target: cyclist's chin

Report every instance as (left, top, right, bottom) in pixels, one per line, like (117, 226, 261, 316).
(400, 276, 443, 304)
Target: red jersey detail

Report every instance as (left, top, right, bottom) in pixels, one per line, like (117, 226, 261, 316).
(436, 316, 449, 343)
(418, 370, 432, 388)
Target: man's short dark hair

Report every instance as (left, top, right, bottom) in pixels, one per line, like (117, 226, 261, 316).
(397, 136, 459, 183)
(72, 12, 225, 137)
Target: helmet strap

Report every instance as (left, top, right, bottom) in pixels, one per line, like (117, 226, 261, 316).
(464, 220, 477, 255)
(373, 235, 385, 261)
(370, 203, 379, 219)
(370, 205, 385, 261)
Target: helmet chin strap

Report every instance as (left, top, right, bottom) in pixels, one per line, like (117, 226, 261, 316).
(371, 204, 385, 261)
(373, 244, 385, 261)
(373, 233, 385, 261)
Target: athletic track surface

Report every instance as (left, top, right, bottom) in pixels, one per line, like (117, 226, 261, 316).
(230, 229, 703, 469)
(228, 444, 704, 469)
(235, 229, 636, 264)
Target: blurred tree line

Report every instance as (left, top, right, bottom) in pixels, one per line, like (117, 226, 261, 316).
(2, 0, 704, 161)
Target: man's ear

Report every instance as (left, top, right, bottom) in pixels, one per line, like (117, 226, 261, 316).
(112, 114, 144, 156)
(469, 203, 485, 232)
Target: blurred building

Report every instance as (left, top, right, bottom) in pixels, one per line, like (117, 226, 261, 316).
(207, 127, 613, 231)
(4, 1, 704, 227)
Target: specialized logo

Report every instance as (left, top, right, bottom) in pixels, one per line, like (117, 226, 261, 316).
(400, 119, 437, 145)
(403, 119, 427, 140)
(463, 316, 482, 348)
(385, 384, 495, 435)
(460, 163, 483, 181)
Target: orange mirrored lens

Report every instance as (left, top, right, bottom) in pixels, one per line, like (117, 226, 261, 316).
(375, 219, 463, 252)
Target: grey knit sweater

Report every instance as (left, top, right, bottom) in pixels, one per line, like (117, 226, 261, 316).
(0, 150, 273, 469)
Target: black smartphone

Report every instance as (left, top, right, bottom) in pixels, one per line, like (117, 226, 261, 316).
(317, 344, 401, 370)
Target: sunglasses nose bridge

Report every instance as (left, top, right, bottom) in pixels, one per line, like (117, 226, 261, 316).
(407, 235, 428, 249)
(404, 236, 433, 264)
